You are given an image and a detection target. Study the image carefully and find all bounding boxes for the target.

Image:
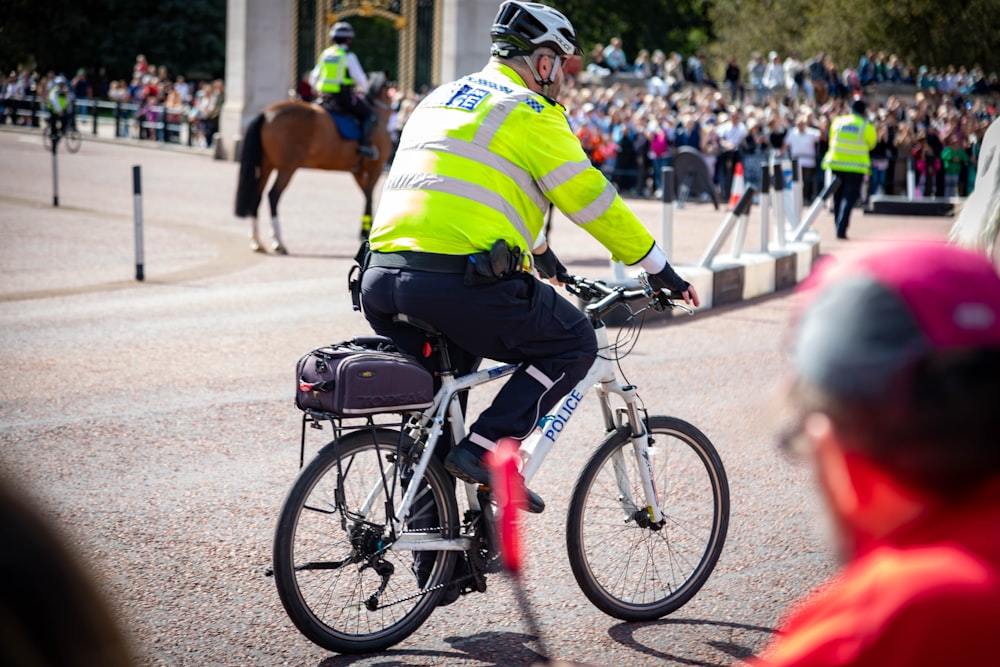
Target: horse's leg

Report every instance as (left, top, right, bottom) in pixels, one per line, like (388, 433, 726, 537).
(354, 169, 375, 240)
(251, 164, 274, 253)
(267, 168, 295, 254)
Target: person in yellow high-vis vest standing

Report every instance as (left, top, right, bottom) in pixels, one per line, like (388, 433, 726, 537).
(822, 96, 877, 239)
(358, 1, 699, 524)
(309, 21, 378, 159)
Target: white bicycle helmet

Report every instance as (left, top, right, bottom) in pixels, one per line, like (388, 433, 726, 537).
(330, 21, 355, 42)
(491, 1, 582, 59)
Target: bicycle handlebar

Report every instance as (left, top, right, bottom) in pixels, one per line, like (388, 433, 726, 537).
(563, 273, 691, 320)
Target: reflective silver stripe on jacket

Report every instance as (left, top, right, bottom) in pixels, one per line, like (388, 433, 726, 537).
(567, 181, 618, 226)
(389, 87, 554, 249)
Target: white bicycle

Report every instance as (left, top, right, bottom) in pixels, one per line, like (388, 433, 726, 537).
(270, 274, 730, 654)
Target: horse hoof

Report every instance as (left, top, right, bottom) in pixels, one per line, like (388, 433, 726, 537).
(271, 242, 288, 255)
(251, 240, 266, 253)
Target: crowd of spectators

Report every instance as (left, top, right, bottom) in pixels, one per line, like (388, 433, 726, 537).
(557, 42, 999, 203)
(0, 55, 225, 147)
(4, 41, 997, 196)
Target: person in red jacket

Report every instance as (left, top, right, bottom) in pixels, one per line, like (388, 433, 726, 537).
(745, 239, 1000, 667)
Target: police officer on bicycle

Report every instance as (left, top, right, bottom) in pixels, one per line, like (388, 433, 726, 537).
(359, 0, 699, 512)
(46, 75, 75, 139)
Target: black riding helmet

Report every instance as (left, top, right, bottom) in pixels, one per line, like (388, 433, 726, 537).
(490, 1, 583, 59)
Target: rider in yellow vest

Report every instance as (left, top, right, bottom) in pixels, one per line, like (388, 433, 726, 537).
(822, 96, 876, 239)
(46, 75, 75, 138)
(360, 1, 699, 516)
(310, 21, 377, 160)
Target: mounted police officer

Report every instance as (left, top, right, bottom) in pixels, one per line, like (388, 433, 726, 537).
(359, 1, 699, 514)
(310, 21, 378, 160)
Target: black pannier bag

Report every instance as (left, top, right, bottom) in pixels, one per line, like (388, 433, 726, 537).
(295, 338, 434, 416)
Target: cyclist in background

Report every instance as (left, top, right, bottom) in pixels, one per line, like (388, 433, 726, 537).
(46, 75, 75, 139)
(359, 1, 699, 514)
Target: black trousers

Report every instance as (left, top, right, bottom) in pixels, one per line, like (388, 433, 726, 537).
(832, 170, 864, 238)
(323, 88, 373, 127)
(360, 266, 597, 453)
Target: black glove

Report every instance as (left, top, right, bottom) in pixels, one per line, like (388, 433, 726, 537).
(534, 246, 569, 282)
(647, 264, 689, 295)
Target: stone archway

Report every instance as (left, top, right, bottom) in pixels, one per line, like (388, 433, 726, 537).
(218, 0, 494, 161)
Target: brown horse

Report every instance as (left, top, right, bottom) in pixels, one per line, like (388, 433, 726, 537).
(234, 72, 392, 253)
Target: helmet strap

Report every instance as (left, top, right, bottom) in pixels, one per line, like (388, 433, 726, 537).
(522, 54, 558, 97)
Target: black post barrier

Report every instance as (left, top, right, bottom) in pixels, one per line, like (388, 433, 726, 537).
(759, 165, 771, 250)
(133, 165, 145, 281)
(772, 163, 786, 245)
(698, 185, 757, 268)
(50, 126, 60, 207)
(660, 165, 676, 203)
(732, 184, 757, 217)
(791, 157, 802, 225)
(91, 101, 98, 135)
(792, 176, 842, 241)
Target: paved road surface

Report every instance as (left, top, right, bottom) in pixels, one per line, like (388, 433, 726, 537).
(0, 128, 954, 667)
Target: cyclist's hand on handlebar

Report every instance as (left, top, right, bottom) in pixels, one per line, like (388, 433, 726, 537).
(533, 244, 571, 286)
(678, 283, 700, 308)
(648, 266, 701, 308)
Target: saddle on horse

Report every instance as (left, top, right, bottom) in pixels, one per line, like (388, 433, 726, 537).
(320, 92, 378, 160)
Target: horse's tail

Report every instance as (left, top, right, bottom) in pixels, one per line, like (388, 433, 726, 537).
(234, 113, 264, 218)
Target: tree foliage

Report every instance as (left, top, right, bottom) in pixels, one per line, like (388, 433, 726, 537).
(710, 0, 1000, 80)
(548, 0, 713, 60)
(2, 0, 996, 94)
(0, 0, 225, 83)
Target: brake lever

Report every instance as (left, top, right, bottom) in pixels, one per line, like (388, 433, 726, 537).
(640, 273, 694, 315)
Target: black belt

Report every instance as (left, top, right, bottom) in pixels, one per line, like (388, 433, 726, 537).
(368, 251, 468, 274)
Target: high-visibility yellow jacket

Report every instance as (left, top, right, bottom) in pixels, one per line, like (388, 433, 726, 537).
(48, 89, 70, 115)
(821, 112, 876, 174)
(369, 61, 657, 265)
(315, 45, 353, 94)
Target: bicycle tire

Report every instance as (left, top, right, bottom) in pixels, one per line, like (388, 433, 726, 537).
(41, 127, 53, 152)
(272, 427, 459, 654)
(64, 129, 82, 153)
(566, 415, 729, 621)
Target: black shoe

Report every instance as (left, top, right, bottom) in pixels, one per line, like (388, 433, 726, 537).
(358, 144, 379, 160)
(444, 445, 545, 514)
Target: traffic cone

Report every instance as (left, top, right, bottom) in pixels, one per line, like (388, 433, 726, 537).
(728, 162, 745, 210)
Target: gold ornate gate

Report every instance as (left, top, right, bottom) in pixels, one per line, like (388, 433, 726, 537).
(296, 0, 440, 95)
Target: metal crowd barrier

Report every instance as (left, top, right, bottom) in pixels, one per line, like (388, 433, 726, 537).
(0, 95, 213, 148)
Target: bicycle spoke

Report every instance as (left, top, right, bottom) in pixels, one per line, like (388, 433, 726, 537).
(567, 417, 729, 621)
(273, 428, 459, 653)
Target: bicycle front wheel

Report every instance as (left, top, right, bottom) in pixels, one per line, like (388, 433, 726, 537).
(64, 129, 82, 153)
(566, 416, 729, 621)
(272, 427, 459, 654)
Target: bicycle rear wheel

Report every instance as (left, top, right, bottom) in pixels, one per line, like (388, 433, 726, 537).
(566, 416, 729, 621)
(272, 427, 459, 654)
